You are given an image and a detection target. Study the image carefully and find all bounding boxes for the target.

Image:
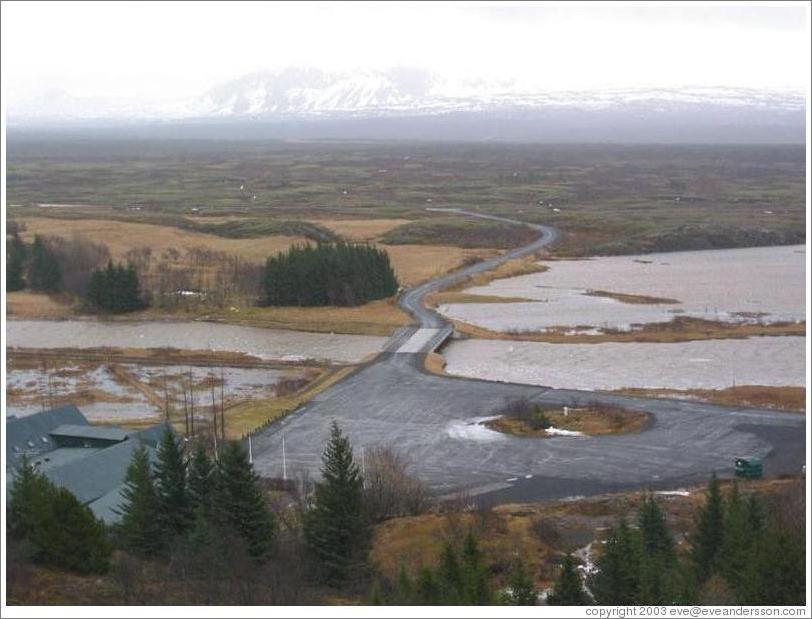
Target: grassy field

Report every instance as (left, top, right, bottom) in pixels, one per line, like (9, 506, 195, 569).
(7, 140, 805, 256)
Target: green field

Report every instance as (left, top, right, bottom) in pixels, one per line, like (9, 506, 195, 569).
(6, 140, 806, 255)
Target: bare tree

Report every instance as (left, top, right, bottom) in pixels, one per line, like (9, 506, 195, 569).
(363, 446, 430, 522)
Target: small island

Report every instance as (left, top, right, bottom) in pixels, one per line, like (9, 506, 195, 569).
(485, 398, 650, 438)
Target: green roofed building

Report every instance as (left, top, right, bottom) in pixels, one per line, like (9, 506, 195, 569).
(6, 405, 169, 523)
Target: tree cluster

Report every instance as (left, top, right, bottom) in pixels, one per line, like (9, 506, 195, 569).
(116, 431, 276, 561)
(572, 475, 805, 606)
(262, 242, 399, 307)
(86, 260, 146, 313)
(8, 457, 112, 574)
(6, 234, 63, 293)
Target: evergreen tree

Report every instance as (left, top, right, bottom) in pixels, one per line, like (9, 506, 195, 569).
(548, 554, 589, 605)
(27, 235, 61, 292)
(437, 541, 463, 603)
(187, 440, 215, 511)
(8, 456, 52, 540)
(304, 421, 370, 583)
(589, 519, 642, 604)
(9, 458, 111, 574)
(86, 260, 145, 312)
(116, 444, 165, 557)
(717, 483, 757, 598)
(743, 524, 805, 605)
(691, 474, 725, 583)
(395, 563, 414, 604)
(637, 494, 678, 603)
(460, 530, 491, 604)
(503, 558, 538, 605)
(6, 232, 27, 291)
(369, 578, 385, 605)
(28, 486, 112, 574)
(262, 242, 399, 307)
(416, 565, 440, 605)
(638, 494, 675, 559)
(154, 427, 191, 535)
(217, 441, 276, 560)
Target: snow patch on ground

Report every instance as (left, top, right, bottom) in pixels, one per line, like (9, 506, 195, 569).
(445, 415, 506, 442)
(546, 426, 585, 437)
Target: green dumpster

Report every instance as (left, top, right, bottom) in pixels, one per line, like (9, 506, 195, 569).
(734, 457, 763, 479)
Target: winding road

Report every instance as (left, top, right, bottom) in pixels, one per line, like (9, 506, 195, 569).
(250, 210, 805, 503)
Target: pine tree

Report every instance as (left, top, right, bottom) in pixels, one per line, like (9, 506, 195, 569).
(691, 474, 725, 583)
(27, 235, 61, 292)
(395, 563, 414, 604)
(460, 530, 491, 604)
(154, 427, 191, 535)
(9, 458, 111, 574)
(416, 565, 440, 605)
(303, 421, 369, 583)
(8, 456, 52, 540)
(638, 494, 675, 559)
(262, 242, 399, 307)
(504, 558, 538, 605)
(86, 260, 144, 312)
(743, 524, 805, 605)
(548, 554, 589, 605)
(187, 440, 215, 511)
(589, 519, 642, 604)
(116, 444, 165, 557)
(217, 441, 276, 560)
(437, 541, 463, 603)
(6, 232, 27, 291)
(637, 494, 678, 604)
(28, 486, 112, 574)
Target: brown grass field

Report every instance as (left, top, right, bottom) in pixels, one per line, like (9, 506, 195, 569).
(17, 217, 306, 263)
(6, 291, 75, 319)
(452, 316, 806, 344)
(306, 218, 412, 241)
(615, 385, 806, 412)
(8, 217, 499, 334)
(190, 298, 410, 336)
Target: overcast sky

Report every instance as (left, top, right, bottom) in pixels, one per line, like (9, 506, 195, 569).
(2, 1, 809, 104)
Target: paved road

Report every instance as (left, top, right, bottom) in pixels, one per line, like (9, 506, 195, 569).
(251, 211, 805, 502)
(398, 209, 559, 334)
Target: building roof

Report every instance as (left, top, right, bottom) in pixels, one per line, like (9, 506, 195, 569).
(44, 438, 155, 505)
(50, 424, 128, 443)
(30, 447, 103, 472)
(88, 483, 129, 523)
(130, 422, 172, 448)
(6, 405, 88, 465)
(6, 405, 168, 524)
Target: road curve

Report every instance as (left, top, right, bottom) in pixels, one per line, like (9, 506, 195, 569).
(250, 210, 804, 503)
(395, 209, 559, 336)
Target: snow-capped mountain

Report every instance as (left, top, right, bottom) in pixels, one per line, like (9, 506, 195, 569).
(7, 68, 805, 143)
(180, 68, 807, 118)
